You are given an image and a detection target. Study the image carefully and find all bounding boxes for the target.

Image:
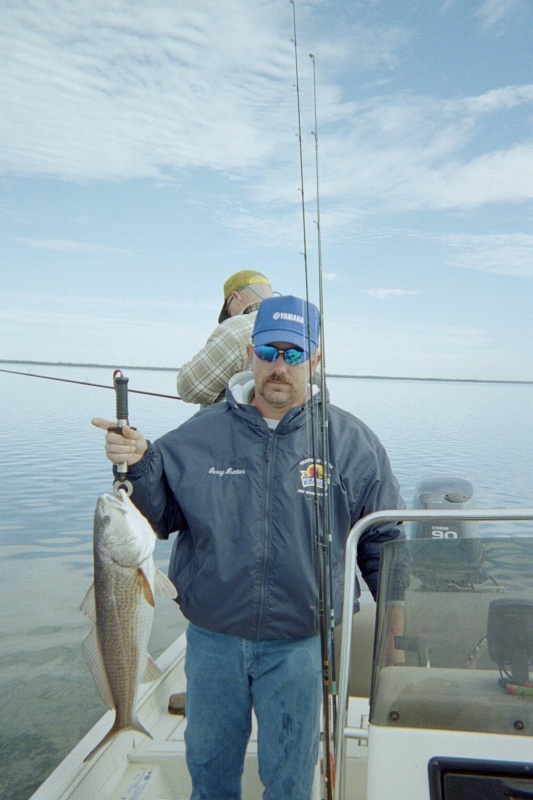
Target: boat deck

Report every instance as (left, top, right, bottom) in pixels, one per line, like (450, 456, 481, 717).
(30, 600, 375, 800)
(81, 700, 369, 800)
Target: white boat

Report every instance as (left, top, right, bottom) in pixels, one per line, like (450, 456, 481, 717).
(30, 493, 533, 800)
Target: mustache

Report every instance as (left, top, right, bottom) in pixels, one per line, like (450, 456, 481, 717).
(266, 375, 291, 385)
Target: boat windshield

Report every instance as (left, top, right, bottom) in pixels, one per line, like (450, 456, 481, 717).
(370, 537, 533, 735)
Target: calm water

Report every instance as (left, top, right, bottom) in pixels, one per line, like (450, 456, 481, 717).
(1, 364, 533, 800)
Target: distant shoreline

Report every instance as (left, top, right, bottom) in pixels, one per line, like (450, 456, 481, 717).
(1, 359, 532, 386)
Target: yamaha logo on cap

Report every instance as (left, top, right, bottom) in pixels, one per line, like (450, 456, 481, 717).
(272, 312, 305, 324)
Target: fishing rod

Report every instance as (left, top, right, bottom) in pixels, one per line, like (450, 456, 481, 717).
(290, 0, 311, 306)
(310, 47, 338, 768)
(290, 3, 336, 798)
(0, 367, 181, 401)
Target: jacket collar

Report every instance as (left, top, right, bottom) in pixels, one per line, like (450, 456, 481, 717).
(226, 369, 322, 431)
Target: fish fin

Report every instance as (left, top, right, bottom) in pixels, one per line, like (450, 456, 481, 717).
(80, 584, 96, 621)
(83, 719, 152, 762)
(81, 628, 115, 710)
(138, 568, 156, 607)
(142, 654, 163, 683)
(155, 568, 178, 599)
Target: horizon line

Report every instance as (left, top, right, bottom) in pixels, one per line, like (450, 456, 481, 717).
(1, 359, 532, 386)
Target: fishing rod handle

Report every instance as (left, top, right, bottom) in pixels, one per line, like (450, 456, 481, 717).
(113, 371, 129, 424)
(112, 370, 133, 496)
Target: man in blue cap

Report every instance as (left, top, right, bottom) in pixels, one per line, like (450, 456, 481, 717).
(230, 293, 321, 419)
(93, 294, 404, 800)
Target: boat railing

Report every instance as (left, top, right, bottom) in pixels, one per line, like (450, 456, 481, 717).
(334, 508, 533, 800)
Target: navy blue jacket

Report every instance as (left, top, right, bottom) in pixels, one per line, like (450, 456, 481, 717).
(124, 379, 404, 640)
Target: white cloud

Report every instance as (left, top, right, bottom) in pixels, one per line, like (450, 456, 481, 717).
(3, 0, 533, 223)
(476, 0, 521, 29)
(14, 237, 130, 255)
(446, 233, 533, 277)
(311, 84, 533, 214)
(0, 1, 295, 180)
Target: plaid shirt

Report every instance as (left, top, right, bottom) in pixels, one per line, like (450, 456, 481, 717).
(176, 305, 260, 406)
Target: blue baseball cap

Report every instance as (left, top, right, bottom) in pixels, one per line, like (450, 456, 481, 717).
(252, 295, 320, 352)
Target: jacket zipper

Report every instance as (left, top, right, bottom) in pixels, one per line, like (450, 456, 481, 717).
(256, 429, 275, 638)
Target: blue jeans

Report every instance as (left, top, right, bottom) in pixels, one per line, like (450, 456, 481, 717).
(184, 624, 322, 800)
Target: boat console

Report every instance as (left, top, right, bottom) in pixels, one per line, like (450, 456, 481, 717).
(335, 498, 533, 800)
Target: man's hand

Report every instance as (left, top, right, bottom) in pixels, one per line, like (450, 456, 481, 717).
(91, 418, 148, 467)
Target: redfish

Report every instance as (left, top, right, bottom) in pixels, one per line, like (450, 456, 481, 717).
(81, 490, 177, 760)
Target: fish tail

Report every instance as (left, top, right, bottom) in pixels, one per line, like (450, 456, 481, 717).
(83, 724, 119, 762)
(131, 716, 153, 741)
(83, 717, 152, 762)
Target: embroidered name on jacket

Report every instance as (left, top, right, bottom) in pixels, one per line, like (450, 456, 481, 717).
(208, 467, 246, 476)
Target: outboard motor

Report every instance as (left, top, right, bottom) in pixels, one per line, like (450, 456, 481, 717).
(411, 475, 478, 540)
(410, 476, 484, 591)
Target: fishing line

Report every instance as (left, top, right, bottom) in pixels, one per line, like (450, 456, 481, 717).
(290, 3, 335, 797)
(0, 367, 181, 401)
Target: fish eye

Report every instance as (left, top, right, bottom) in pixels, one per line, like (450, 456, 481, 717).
(103, 515, 111, 525)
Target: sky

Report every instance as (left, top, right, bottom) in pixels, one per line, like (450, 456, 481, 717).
(1, 0, 532, 381)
